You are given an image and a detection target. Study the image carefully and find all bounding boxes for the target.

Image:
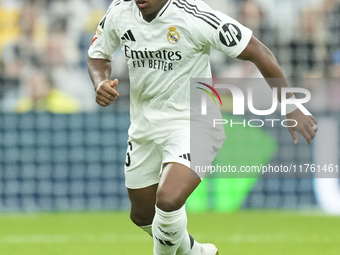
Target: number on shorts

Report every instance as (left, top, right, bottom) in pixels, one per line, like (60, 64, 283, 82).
(125, 142, 132, 167)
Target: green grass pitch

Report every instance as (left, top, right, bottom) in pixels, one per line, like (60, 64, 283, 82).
(0, 211, 339, 255)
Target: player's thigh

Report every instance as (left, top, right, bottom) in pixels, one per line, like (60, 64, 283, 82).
(156, 162, 201, 212)
(160, 127, 224, 180)
(124, 139, 162, 225)
(155, 127, 224, 212)
(128, 184, 158, 226)
(155, 130, 201, 212)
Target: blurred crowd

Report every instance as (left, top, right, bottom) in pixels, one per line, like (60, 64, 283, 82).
(0, 0, 339, 113)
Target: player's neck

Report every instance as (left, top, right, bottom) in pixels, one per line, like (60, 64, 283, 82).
(141, 0, 169, 23)
(142, 13, 157, 23)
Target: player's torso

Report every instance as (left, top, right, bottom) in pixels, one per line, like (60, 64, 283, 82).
(105, 0, 214, 139)
(120, 24, 185, 73)
(113, 0, 207, 86)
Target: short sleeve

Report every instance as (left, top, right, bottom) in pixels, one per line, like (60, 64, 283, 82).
(88, 9, 120, 60)
(194, 1, 253, 58)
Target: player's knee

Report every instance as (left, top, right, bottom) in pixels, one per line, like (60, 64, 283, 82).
(130, 211, 154, 227)
(156, 189, 184, 212)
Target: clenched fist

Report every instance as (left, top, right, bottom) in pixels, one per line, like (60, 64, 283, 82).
(95, 79, 119, 107)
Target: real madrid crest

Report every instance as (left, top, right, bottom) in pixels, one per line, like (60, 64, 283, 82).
(167, 26, 180, 44)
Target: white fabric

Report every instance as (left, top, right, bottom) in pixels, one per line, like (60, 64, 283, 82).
(140, 224, 201, 255)
(89, 0, 252, 140)
(124, 127, 224, 189)
(152, 205, 187, 255)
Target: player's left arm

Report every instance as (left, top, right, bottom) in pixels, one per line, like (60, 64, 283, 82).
(237, 36, 318, 145)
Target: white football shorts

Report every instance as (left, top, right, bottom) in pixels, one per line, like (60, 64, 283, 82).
(124, 127, 225, 189)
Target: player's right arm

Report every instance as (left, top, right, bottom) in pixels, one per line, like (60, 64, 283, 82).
(87, 3, 121, 107)
(88, 57, 119, 107)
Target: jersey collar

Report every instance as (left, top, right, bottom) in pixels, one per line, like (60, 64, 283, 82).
(158, 0, 173, 18)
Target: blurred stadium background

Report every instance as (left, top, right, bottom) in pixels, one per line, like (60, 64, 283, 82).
(0, 0, 339, 254)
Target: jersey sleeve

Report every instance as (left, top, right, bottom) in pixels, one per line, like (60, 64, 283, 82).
(193, 1, 252, 58)
(88, 8, 120, 60)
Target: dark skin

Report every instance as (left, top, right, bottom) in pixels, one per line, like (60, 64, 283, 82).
(88, 0, 318, 224)
(135, 0, 169, 22)
(129, 164, 200, 226)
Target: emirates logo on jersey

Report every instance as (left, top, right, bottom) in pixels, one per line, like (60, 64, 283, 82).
(219, 23, 242, 47)
(167, 26, 180, 44)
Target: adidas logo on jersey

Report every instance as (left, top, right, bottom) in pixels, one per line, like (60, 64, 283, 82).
(121, 30, 136, 41)
(179, 153, 191, 161)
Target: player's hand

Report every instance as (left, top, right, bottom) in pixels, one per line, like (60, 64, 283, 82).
(286, 109, 318, 145)
(95, 79, 119, 107)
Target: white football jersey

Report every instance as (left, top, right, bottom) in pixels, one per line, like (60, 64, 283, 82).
(88, 0, 252, 140)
